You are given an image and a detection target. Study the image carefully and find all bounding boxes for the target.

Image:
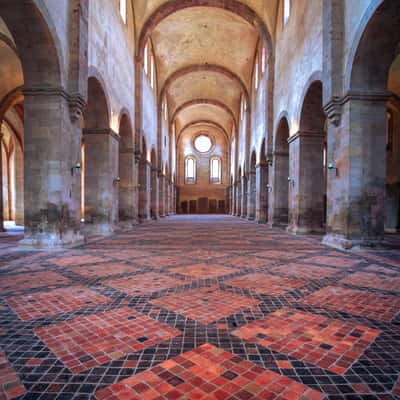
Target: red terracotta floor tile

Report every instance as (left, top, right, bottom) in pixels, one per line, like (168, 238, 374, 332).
(67, 262, 140, 278)
(0, 351, 26, 400)
(251, 250, 308, 260)
(301, 286, 400, 322)
(0, 271, 71, 293)
(233, 307, 380, 375)
(270, 263, 340, 280)
(103, 272, 186, 296)
(138, 255, 191, 269)
(170, 263, 238, 279)
(99, 249, 153, 260)
(393, 376, 400, 396)
(151, 286, 260, 325)
(7, 286, 112, 321)
(50, 254, 107, 267)
(95, 343, 324, 400)
(301, 256, 360, 269)
(180, 250, 229, 260)
(364, 264, 398, 276)
(224, 256, 269, 269)
(224, 273, 306, 295)
(34, 307, 181, 373)
(340, 271, 400, 292)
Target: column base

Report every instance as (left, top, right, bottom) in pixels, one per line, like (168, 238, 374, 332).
(83, 223, 115, 237)
(322, 233, 384, 251)
(247, 216, 255, 221)
(287, 225, 325, 235)
(119, 220, 139, 230)
(19, 230, 85, 250)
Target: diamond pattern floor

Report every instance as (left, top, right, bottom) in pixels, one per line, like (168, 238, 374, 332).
(0, 215, 399, 399)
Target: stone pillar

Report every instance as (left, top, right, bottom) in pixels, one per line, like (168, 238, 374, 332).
(256, 163, 268, 223)
(247, 171, 256, 220)
(269, 150, 290, 226)
(84, 128, 119, 235)
(0, 131, 4, 231)
(138, 160, 151, 221)
(240, 175, 247, 218)
(151, 168, 159, 219)
(287, 130, 325, 234)
(19, 89, 83, 248)
(385, 183, 400, 232)
(323, 96, 388, 249)
(119, 147, 136, 228)
(14, 143, 24, 226)
(159, 174, 166, 217)
(231, 183, 236, 215)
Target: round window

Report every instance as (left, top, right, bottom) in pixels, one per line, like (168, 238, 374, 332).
(194, 135, 212, 153)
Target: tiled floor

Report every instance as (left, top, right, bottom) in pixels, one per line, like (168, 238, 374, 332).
(0, 215, 399, 400)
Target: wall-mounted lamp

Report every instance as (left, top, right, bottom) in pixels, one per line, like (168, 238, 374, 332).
(113, 177, 121, 184)
(71, 162, 81, 176)
(327, 162, 338, 176)
(288, 177, 295, 187)
(266, 184, 273, 193)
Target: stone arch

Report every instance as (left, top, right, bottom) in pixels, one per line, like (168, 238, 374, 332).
(172, 99, 236, 129)
(345, 0, 397, 93)
(0, 0, 63, 87)
(85, 71, 110, 129)
(299, 80, 325, 133)
(159, 64, 250, 107)
(177, 120, 229, 145)
(137, 0, 273, 62)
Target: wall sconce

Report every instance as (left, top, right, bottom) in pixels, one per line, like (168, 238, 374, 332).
(266, 184, 272, 193)
(113, 177, 121, 184)
(327, 162, 338, 176)
(71, 162, 81, 176)
(288, 177, 294, 187)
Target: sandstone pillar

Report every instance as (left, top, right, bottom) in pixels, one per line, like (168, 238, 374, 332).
(240, 175, 247, 218)
(138, 160, 151, 221)
(119, 147, 136, 228)
(270, 150, 289, 226)
(247, 171, 256, 220)
(151, 168, 159, 219)
(255, 163, 268, 223)
(0, 131, 4, 231)
(20, 90, 83, 248)
(159, 174, 166, 217)
(84, 128, 119, 235)
(323, 96, 388, 248)
(231, 183, 237, 215)
(287, 130, 325, 234)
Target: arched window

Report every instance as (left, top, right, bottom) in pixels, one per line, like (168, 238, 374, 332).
(144, 43, 149, 75)
(283, 0, 290, 25)
(261, 47, 266, 74)
(254, 54, 259, 90)
(119, 0, 127, 24)
(210, 157, 222, 184)
(150, 56, 155, 89)
(185, 156, 196, 184)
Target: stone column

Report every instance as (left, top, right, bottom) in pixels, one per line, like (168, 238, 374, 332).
(138, 160, 151, 221)
(84, 128, 119, 236)
(0, 131, 4, 231)
(235, 180, 241, 216)
(287, 130, 325, 234)
(19, 89, 84, 248)
(247, 171, 256, 220)
(159, 174, 166, 217)
(119, 147, 136, 228)
(151, 167, 159, 219)
(231, 183, 236, 215)
(323, 95, 388, 249)
(269, 150, 289, 226)
(240, 175, 247, 218)
(255, 163, 268, 223)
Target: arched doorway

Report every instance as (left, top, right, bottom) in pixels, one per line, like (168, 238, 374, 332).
(324, 0, 400, 248)
(271, 117, 289, 226)
(84, 76, 118, 235)
(118, 112, 135, 227)
(288, 80, 326, 234)
(247, 151, 256, 220)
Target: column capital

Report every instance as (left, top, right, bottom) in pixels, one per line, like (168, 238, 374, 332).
(83, 128, 120, 142)
(288, 130, 325, 144)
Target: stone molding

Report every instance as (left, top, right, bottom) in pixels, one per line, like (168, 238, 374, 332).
(22, 86, 86, 123)
(287, 130, 325, 144)
(83, 128, 120, 141)
(120, 147, 135, 154)
(324, 90, 389, 126)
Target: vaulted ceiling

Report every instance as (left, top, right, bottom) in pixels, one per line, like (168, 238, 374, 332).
(133, 0, 279, 140)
